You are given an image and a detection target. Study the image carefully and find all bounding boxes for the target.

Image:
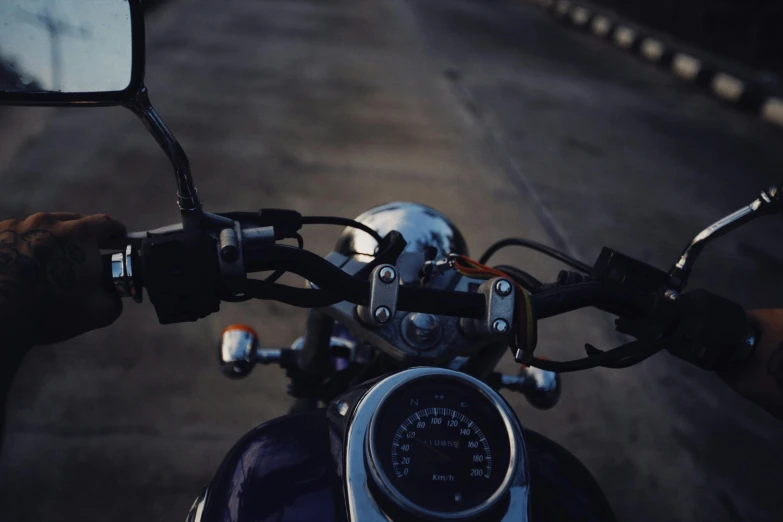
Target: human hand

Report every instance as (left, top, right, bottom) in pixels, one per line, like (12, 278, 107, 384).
(719, 309, 783, 421)
(0, 212, 126, 347)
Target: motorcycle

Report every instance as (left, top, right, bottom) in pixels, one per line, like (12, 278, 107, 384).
(0, 1, 778, 521)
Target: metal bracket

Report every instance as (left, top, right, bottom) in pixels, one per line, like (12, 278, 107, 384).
(461, 277, 515, 337)
(356, 264, 399, 327)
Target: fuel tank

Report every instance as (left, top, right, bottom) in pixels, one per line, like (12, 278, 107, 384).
(197, 410, 615, 522)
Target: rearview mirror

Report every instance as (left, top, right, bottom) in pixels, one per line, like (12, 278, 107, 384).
(0, 0, 200, 213)
(0, 0, 144, 105)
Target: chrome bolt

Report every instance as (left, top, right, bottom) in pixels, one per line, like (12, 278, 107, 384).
(375, 306, 391, 324)
(664, 289, 680, 301)
(495, 279, 512, 297)
(378, 266, 397, 284)
(492, 318, 509, 335)
(402, 312, 442, 349)
(336, 401, 350, 417)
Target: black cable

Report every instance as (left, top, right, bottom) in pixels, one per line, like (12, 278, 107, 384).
(300, 216, 376, 240)
(265, 233, 305, 284)
(479, 238, 592, 274)
(493, 264, 542, 292)
(529, 339, 661, 373)
(245, 279, 344, 308)
(245, 245, 369, 299)
(301, 216, 383, 244)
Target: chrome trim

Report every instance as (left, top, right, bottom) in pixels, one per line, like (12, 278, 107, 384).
(461, 278, 515, 338)
(357, 264, 400, 327)
(125, 87, 201, 212)
(345, 368, 528, 522)
(334, 202, 469, 261)
(110, 245, 142, 303)
(669, 184, 781, 287)
(123, 245, 141, 302)
(185, 485, 209, 522)
(401, 312, 443, 350)
(219, 327, 259, 378)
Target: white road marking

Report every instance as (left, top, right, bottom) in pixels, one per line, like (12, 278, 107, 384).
(591, 15, 611, 37)
(673, 53, 701, 81)
(570, 6, 590, 26)
(555, 0, 571, 16)
(761, 98, 783, 128)
(640, 38, 664, 62)
(711, 73, 744, 101)
(613, 26, 636, 49)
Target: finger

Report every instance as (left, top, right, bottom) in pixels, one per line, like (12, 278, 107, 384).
(48, 212, 84, 222)
(88, 289, 124, 330)
(74, 214, 128, 246)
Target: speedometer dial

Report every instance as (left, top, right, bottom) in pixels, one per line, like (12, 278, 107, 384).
(367, 376, 515, 519)
(391, 408, 492, 481)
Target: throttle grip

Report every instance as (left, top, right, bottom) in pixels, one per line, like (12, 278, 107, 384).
(103, 245, 143, 302)
(666, 290, 756, 371)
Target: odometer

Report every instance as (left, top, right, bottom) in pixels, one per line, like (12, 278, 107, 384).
(367, 376, 515, 519)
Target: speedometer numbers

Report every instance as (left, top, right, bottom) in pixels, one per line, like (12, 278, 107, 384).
(391, 407, 492, 490)
(369, 377, 513, 517)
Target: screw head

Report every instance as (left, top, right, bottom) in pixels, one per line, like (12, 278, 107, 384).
(664, 289, 679, 301)
(375, 306, 392, 323)
(378, 266, 397, 284)
(492, 318, 509, 335)
(495, 279, 512, 296)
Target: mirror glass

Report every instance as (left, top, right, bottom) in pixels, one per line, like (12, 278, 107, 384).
(0, 0, 133, 94)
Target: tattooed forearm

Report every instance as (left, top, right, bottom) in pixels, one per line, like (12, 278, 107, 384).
(0, 212, 125, 348)
(0, 227, 86, 307)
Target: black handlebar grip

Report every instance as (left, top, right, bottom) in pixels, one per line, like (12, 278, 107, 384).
(666, 290, 753, 371)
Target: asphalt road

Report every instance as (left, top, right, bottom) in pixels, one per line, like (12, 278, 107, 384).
(1, 0, 782, 521)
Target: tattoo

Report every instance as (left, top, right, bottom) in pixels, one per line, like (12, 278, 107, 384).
(65, 243, 85, 264)
(0, 231, 17, 248)
(767, 343, 783, 394)
(0, 228, 86, 305)
(21, 230, 55, 244)
(48, 258, 76, 289)
(0, 249, 19, 275)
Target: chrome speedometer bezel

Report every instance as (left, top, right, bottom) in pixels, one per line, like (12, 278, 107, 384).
(364, 369, 521, 520)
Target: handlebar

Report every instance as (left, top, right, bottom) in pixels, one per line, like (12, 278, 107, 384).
(101, 215, 758, 374)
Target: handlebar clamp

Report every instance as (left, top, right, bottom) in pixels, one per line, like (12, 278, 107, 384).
(357, 264, 400, 327)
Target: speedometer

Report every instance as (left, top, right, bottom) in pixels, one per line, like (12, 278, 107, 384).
(367, 375, 517, 520)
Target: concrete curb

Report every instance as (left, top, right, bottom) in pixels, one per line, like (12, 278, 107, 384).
(532, 0, 783, 131)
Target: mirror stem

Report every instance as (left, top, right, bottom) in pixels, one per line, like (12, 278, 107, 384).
(669, 184, 781, 289)
(125, 86, 201, 212)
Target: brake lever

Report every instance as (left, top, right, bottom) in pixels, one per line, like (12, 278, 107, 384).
(583, 340, 667, 369)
